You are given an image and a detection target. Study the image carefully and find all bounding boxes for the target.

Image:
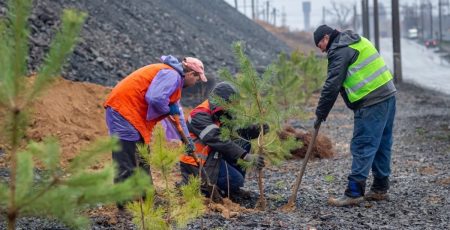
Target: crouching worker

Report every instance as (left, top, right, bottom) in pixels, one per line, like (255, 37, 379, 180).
(179, 82, 266, 200)
(104, 55, 207, 192)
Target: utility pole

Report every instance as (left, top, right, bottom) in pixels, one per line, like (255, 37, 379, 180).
(256, 0, 259, 20)
(420, 2, 424, 40)
(272, 8, 277, 26)
(429, 1, 433, 39)
(374, 0, 380, 51)
(322, 6, 326, 24)
(392, 0, 402, 83)
(244, 0, 247, 17)
(353, 4, 358, 31)
(235, 0, 238, 9)
(362, 0, 370, 39)
(438, 0, 443, 46)
(266, 1, 270, 22)
(252, 0, 255, 20)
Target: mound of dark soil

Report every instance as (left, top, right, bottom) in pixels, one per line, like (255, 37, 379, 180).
(279, 125, 336, 159)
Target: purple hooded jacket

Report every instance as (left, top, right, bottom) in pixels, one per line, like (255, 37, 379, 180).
(105, 55, 189, 142)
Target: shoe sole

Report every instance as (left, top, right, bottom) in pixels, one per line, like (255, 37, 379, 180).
(327, 197, 364, 207)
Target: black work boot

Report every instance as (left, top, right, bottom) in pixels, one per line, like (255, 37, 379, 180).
(365, 177, 390, 201)
(328, 180, 365, 207)
(229, 188, 252, 201)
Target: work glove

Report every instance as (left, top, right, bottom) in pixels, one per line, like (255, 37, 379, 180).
(185, 137, 195, 155)
(168, 104, 181, 115)
(243, 153, 265, 170)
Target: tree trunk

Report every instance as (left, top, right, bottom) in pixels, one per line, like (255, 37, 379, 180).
(7, 109, 21, 230)
(255, 146, 267, 210)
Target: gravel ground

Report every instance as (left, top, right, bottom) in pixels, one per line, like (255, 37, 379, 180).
(2, 1, 449, 229)
(2, 82, 448, 229)
(186, 82, 450, 229)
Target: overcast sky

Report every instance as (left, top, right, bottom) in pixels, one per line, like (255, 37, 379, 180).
(223, 0, 445, 31)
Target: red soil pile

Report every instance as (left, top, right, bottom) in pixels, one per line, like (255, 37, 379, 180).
(279, 125, 335, 159)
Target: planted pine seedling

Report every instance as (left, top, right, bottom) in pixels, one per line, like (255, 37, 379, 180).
(218, 42, 298, 210)
(127, 125, 204, 230)
(272, 51, 327, 112)
(0, 1, 152, 229)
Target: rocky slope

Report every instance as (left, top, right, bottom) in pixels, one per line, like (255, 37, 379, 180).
(0, 0, 290, 91)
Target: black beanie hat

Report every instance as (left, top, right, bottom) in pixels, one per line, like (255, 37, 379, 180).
(314, 25, 334, 46)
(209, 82, 238, 102)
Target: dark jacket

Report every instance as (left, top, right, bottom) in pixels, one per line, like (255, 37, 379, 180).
(315, 30, 397, 120)
(187, 82, 248, 161)
(181, 82, 263, 190)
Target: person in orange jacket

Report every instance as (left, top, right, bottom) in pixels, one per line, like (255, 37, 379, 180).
(179, 82, 267, 199)
(104, 55, 207, 184)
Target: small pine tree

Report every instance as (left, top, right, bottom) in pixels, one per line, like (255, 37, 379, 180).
(296, 51, 327, 104)
(218, 42, 298, 210)
(272, 51, 327, 113)
(127, 125, 205, 230)
(0, 1, 151, 229)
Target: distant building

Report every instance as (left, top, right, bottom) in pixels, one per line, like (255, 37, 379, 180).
(302, 1, 311, 31)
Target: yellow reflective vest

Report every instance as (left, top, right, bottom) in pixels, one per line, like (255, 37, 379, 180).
(344, 37, 393, 103)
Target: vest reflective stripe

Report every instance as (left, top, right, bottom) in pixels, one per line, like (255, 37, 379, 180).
(180, 100, 217, 166)
(347, 53, 379, 76)
(194, 152, 208, 161)
(346, 65, 389, 95)
(199, 124, 220, 139)
(344, 37, 393, 103)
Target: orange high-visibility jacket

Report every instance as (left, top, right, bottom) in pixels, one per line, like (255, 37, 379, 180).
(180, 100, 213, 166)
(104, 63, 182, 144)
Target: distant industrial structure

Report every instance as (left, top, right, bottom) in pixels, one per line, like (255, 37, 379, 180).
(302, 1, 311, 31)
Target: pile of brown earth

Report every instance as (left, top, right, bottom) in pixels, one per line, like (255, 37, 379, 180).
(27, 78, 111, 165)
(0, 77, 110, 169)
(279, 125, 336, 159)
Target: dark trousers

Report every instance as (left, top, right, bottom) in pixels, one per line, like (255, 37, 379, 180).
(217, 159, 245, 193)
(112, 139, 150, 183)
(346, 96, 396, 196)
(179, 139, 251, 195)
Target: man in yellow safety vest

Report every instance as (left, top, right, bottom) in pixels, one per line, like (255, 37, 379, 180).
(313, 25, 397, 206)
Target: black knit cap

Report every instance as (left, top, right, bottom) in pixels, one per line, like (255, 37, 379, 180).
(314, 24, 334, 46)
(209, 82, 238, 102)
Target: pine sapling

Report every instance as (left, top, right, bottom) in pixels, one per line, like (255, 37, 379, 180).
(272, 51, 327, 114)
(218, 42, 298, 210)
(0, 1, 152, 229)
(127, 125, 205, 230)
(296, 51, 327, 105)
